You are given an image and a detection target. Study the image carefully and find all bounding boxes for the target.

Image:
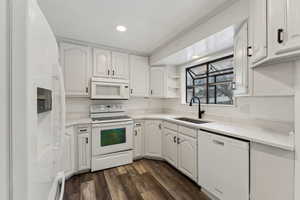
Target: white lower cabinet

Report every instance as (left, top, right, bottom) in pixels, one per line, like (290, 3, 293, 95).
(198, 130, 249, 200)
(145, 120, 162, 157)
(77, 133, 91, 171)
(250, 142, 294, 200)
(162, 123, 197, 181)
(162, 128, 178, 167)
(178, 133, 197, 181)
(63, 126, 76, 177)
(133, 122, 144, 159)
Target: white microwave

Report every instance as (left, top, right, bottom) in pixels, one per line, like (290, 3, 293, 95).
(90, 77, 130, 100)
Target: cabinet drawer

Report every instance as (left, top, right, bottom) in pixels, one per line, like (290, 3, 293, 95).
(164, 121, 178, 131)
(178, 126, 197, 138)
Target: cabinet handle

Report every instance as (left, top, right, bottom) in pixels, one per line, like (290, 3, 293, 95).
(108, 70, 110, 75)
(85, 87, 89, 93)
(85, 138, 88, 144)
(151, 90, 153, 95)
(79, 129, 87, 132)
(158, 124, 162, 130)
(135, 130, 138, 136)
(131, 89, 133, 94)
(231, 82, 236, 90)
(277, 29, 284, 44)
(112, 70, 115, 76)
(173, 136, 177, 143)
(177, 137, 180, 144)
(213, 139, 224, 146)
(247, 46, 253, 57)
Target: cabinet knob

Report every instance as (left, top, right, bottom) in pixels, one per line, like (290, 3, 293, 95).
(247, 46, 253, 57)
(177, 137, 180, 144)
(173, 136, 177, 143)
(85, 87, 89, 93)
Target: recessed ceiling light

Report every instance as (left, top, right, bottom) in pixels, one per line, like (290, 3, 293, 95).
(116, 25, 127, 32)
(192, 55, 200, 59)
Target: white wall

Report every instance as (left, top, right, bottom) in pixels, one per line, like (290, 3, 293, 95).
(66, 97, 164, 120)
(150, 0, 249, 64)
(294, 61, 300, 200)
(0, 0, 9, 199)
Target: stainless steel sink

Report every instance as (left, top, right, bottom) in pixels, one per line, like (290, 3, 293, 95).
(174, 117, 210, 124)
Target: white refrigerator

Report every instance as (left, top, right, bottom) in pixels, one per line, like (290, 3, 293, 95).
(25, 0, 66, 199)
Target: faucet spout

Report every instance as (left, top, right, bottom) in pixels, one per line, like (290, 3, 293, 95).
(189, 96, 205, 119)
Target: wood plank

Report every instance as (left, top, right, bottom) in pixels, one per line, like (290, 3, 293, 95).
(80, 180, 96, 200)
(64, 159, 211, 200)
(118, 173, 144, 200)
(91, 171, 112, 200)
(104, 169, 129, 200)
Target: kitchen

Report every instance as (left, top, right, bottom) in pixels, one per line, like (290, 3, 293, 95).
(1, 0, 300, 200)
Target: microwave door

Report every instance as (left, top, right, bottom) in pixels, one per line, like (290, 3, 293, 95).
(91, 82, 129, 100)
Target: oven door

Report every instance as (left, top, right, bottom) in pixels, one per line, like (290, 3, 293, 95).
(92, 121, 133, 155)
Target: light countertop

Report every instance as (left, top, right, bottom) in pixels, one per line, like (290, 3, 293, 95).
(66, 113, 294, 151)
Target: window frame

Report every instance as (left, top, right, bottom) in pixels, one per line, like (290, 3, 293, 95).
(185, 55, 234, 105)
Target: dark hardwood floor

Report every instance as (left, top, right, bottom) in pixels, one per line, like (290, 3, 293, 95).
(64, 159, 210, 200)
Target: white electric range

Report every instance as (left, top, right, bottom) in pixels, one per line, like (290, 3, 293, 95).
(90, 104, 134, 172)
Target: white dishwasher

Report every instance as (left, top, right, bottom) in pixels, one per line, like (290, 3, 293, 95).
(198, 130, 249, 200)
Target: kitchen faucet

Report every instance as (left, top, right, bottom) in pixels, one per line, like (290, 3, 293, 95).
(189, 96, 205, 119)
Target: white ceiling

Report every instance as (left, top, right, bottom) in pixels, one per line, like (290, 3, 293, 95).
(152, 26, 234, 66)
(38, 0, 232, 55)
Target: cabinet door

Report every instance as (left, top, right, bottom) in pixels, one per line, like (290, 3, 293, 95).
(78, 133, 91, 171)
(63, 127, 76, 176)
(130, 55, 149, 97)
(162, 128, 178, 167)
(133, 125, 143, 158)
(178, 133, 197, 181)
(283, 0, 300, 54)
(60, 43, 91, 97)
(112, 52, 129, 80)
(233, 23, 248, 96)
(251, 143, 294, 200)
(150, 67, 165, 98)
(144, 120, 162, 157)
(93, 48, 111, 78)
(250, 0, 267, 64)
(269, 0, 300, 56)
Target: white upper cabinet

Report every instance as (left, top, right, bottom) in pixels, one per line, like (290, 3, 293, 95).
(112, 52, 129, 79)
(150, 67, 165, 98)
(233, 23, 249, 96)
(250, 0, 267, 64)
(93, 48, 129, 80)
(93, 48, 111, 78)
(130, 55, 150, 97)
(250, 0, 300, 67)
(269, 0, 300, 57)
(60, 43, 91, 97)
